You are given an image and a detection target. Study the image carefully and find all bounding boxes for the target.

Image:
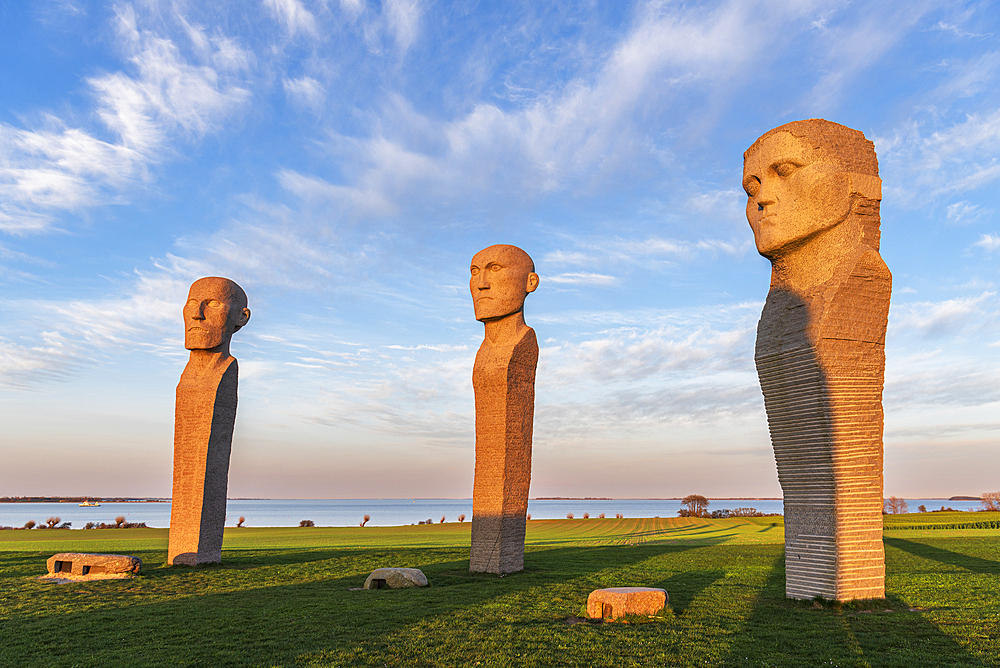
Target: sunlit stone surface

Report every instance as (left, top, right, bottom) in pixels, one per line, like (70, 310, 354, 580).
(168, 277, 250, 566)
(468, 245, 540, 574)
(587, 587, 668, 621)
(44, 553, 141, 581)
(743, 119, 891, 601)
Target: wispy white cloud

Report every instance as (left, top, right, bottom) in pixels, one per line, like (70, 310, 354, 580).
(929, 20, 993, 40)
(92, 5, 251, 152)
(384, 0, 421, 53)
(547, 272, 617, 286)
(0, 332, 83, 389)
(543, 323, 755, 385)
(878, 108, 1000, 204)
(802, 2, 937, 112)
(974, 233, 1000, 251)
(946, 200, 990, 224)
(927, 51, 1000, 101)
(0, 119, 141, 233)
(891, 291, 997, 337)
(541, 235, 751, 271)
(283, 76, 326, 110)
(339, 0, 365, 18)
(263, 0, 318, 37)
(292, 1, 821, 217)
(0, 3, 252, 234)
(886, 366, 1000, 408)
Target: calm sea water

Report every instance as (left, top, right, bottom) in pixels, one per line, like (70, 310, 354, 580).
(0, 498, 985, 529)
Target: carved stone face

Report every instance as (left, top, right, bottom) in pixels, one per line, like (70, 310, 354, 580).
(183, 277, 250, 351)
(743, 131, 852, 258)
(469, 245, 539, 322)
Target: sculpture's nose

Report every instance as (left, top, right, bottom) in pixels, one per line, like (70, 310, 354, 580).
(756, 180, 776, 212)
(477, 272, 490, 290)
(191, 301, 206, 319)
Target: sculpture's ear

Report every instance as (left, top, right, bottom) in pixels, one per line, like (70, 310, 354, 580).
(233, 307, 251, 332)
(848, 173, 881, 201)
(526, 272, 539, 294)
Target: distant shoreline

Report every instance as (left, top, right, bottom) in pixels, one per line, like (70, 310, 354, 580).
(0, 497, 167, 504)
(1, 496, 980, 503)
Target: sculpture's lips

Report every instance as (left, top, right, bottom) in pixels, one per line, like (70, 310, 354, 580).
(187, 326, 209, 332)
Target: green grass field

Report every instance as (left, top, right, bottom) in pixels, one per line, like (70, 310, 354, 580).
(2, 515, 998, 667)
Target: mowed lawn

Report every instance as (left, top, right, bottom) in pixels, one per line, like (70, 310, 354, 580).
(1, 515, 997, 667)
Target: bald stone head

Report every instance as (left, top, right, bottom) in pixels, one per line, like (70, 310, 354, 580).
(183, 277, 251, 352)
(470, 245, 539, 322)
(743, 119, 881, 259)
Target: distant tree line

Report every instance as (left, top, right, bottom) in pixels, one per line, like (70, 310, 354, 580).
(886, 492, 1000, 515)
(676, 495, 779, 518)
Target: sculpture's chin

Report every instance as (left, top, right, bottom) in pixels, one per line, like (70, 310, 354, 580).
(185, 332, 224, 350)
(475, 304, 522, 322)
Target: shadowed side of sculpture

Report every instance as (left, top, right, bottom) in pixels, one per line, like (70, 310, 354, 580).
(744, 119, 890, 600)
(469, 245, 539, 574)
(168, 277, 250, 566)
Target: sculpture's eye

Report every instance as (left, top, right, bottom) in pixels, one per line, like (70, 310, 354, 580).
(207, 300, 221, 308)
(470, 266, 480, 276)
(490, 263, 503, 272)
(774, 162, 799, 178)
(186, 299, 197, 308)
(743, 176, 760, 197)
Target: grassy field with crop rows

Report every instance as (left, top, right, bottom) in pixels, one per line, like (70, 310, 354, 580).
(2, 514, 998, 667)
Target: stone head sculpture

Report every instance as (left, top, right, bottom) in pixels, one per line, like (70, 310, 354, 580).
(470, 244, 539, 325)
(468, 244, 539, 574)
(743, 119, 881, 287)
(743, 119, 890, 602)
(169, 276, 249, 567)
(183, 277, 250, 357)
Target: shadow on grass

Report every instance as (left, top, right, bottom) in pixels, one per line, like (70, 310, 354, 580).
(1, 541, 716, 667)
(3, 540, 990, 667)
(883, 537, 1000, 575)
(719, 554, 985, 667)
(653, 569, 725, 615)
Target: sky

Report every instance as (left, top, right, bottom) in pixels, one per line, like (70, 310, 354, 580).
(1, 0, 998, 500)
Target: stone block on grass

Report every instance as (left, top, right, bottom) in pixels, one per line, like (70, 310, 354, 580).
(363, 567, 428, 589)
(587, 587, 668, 621)
(43, 553, 142, 581)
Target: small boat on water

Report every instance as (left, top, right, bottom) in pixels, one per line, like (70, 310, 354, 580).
(79, 500, 101, 507)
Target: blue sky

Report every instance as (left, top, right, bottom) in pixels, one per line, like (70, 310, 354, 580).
(1, 0, 998, 500)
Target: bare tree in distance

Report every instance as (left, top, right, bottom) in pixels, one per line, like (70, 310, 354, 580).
(45, 516, 61, 528)
(440, 516, 446, 523)
(237, 516, 245, 527)
(566, 513, 574, 520)
(458, 514, 465, 522)
(526, 513, 530, 521)
(360, 515, 370, 527)
(598, 513, 605, 519)
(24, 520, 36, 529)
(917, 505, 927, 513)
(115, 516, 126, 528)
(883, 497, 909, 514)
(583, 512, 589, 519)
(980, 492, 1000, 512)
(679, 495, 709, 518)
